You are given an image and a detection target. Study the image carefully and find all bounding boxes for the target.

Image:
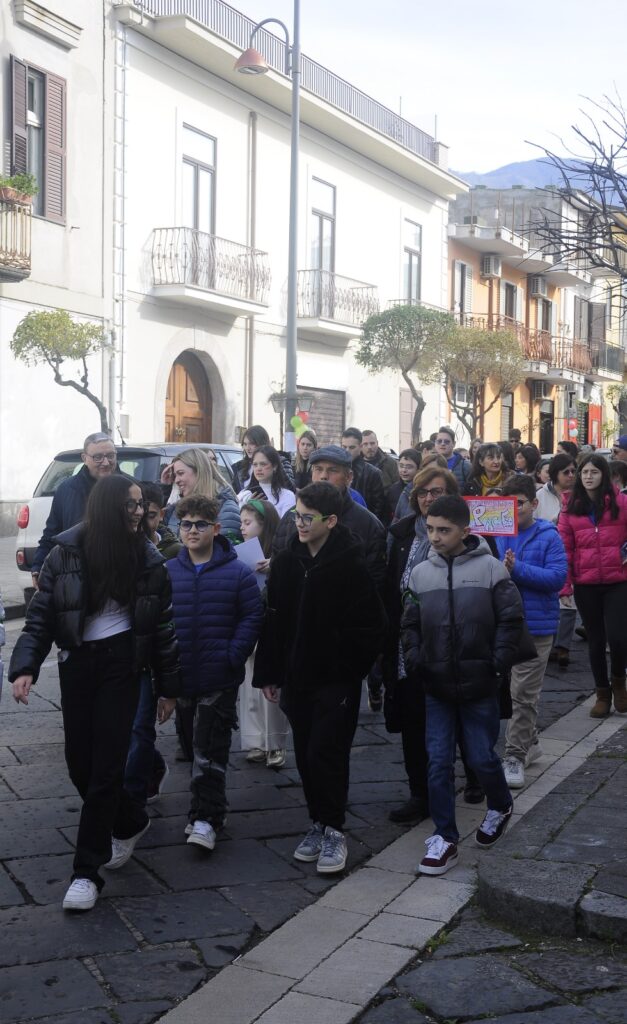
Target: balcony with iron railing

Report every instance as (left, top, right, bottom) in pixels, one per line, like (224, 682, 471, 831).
(0, 200, 32, 282)
(590, 341, 626, 380)
(297, 269, 379, 338)
(150, 227, 270, 314)
(458, 312, 553, 364)
(127, 0, 442, 167)
(551, 338, 593, 376)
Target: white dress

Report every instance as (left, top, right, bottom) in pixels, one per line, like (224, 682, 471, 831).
(237, 482, 295, 519)
(238, 653, 290, 753)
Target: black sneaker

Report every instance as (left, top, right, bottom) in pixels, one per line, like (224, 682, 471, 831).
(475, 805, 513, 847)
(463, 782, 485, 804)
(367, 688, 383, 712)
(388, 797, 429, 824)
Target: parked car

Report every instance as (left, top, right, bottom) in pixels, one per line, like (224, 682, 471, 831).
(15, 442, 242, 605)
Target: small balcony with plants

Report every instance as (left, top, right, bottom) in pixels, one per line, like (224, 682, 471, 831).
(0, 174, 37, 283)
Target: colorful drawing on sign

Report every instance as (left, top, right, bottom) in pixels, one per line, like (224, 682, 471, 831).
(464, 496, 518, 537)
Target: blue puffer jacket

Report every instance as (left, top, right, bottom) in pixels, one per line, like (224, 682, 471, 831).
(166, 535, 263, 697)
(495, 518, 567, 636)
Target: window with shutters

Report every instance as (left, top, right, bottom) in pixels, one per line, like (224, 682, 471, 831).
(453, 260, 472, 321)
(10, 55, 66, 223)
(500, 391, 514, 439)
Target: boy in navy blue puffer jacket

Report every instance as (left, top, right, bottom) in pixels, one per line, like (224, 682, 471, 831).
(166, 495, 263, 852)
(496, 475, 567, 790)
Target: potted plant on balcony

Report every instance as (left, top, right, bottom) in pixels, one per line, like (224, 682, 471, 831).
(0, 174, 38, 203)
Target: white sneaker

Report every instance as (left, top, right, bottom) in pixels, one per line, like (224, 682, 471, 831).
(525, 741, 543, 766)
(62, 878, 98, 911)
(246, 748, 267, 763)
(503, 756, 525, 789)
(104, 821, 151, 870)
(187, 820, 216, 851)
(266, 749, 286, 768)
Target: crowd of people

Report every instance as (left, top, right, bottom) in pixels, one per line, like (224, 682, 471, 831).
(8, 424, 627, 911)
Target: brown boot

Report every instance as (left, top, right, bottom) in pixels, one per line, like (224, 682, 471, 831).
(611, 676, 627, 714)
(590, 688, 612, 718)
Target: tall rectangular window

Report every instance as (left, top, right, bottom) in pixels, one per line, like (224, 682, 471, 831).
(403, 219, 421, 303)
(503, 282, 517, 319)
(182, 125, 216, 234)
(11, 55, 66, 222)
(310, 177, 335, 272)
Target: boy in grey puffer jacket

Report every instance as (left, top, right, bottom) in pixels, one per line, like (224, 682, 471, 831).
(401, 495, 524, 877)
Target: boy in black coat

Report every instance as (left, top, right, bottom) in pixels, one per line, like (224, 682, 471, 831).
(253, 482, 386, 873)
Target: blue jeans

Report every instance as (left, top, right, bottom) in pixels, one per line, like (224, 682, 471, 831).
(425, 693, 512, 844)
(125, 671, 165, 805)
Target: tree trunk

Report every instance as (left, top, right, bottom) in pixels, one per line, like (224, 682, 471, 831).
(401, 370, 426, 443)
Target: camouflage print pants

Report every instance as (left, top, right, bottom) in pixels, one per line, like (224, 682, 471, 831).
(177, 688, 238, 828)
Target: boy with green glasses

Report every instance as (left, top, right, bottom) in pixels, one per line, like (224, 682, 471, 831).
(253, 482, 386, 874)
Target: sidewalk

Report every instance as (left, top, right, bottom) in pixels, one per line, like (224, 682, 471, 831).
(0, 619, 622, 1024)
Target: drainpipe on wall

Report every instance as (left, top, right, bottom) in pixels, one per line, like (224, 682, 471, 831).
(244, 111, 258, 427)
(111, 18, 127, 440)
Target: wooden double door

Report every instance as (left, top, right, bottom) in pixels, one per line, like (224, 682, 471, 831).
(165, 353, 212, 443)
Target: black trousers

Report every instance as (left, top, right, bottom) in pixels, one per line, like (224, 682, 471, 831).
(574, 581, 627, 688)
(281, 681, 361, 831)
(177, 687, 238, 828)
(59, 632, 146, 889)
(396, 677, 429, 803)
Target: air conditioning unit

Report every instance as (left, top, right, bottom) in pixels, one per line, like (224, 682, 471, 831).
(480, 255, 502, 279)
(532, 381, 552, 400)
(529, 275, 548, 298)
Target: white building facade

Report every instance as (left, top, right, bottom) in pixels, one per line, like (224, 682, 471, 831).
(111, 0, 465, 454)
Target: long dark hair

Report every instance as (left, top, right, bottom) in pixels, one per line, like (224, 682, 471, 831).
(82, 476, 145, 612)
(252, 445, 292, 502)
(468, 443, 503, 483)
(566, 453, 619, 520)
(240, 424, 271, 479)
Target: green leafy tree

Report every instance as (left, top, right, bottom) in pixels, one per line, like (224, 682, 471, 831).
(435, 327, 527, 437)
(11, 309, 110, 432)
(356, 304, 457, 441)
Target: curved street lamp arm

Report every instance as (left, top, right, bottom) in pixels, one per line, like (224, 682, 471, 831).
(250, 19, 291, 74)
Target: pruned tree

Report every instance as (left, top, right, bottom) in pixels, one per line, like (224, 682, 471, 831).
(356, 304, 456, 441)
(434, 327, 527, 438)
(531, 93, 627, 280)
(11, 309, 110, 432)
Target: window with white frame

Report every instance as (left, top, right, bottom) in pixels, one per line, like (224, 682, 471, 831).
(403, 219, 421, 303)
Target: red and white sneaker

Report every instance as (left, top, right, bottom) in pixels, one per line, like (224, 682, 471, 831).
(418, 834, 459, 876)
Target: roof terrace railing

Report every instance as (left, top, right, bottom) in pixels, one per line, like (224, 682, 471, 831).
(130, 0, 438, 163)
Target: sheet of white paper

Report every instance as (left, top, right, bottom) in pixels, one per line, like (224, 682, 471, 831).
(235, 536, 266, 589)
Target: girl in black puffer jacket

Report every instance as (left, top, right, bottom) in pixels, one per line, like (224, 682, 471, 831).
(10, 476, 181, 913)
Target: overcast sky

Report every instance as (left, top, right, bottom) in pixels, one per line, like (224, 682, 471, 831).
(238, 0, 627, 172)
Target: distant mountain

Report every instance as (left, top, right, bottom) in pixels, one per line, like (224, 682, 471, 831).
(453, 159, 561, 189)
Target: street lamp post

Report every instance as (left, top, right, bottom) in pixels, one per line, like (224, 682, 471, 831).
(235, 2, 301, 453)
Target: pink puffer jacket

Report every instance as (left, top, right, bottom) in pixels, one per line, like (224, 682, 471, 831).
(558, 490, 627, 587)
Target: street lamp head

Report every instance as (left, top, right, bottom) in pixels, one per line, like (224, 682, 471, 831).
(234, 47, 269, 75)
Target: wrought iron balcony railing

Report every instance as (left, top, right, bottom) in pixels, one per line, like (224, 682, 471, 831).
(590, 341, 625, 376)
(551, 338, 592, 374)
(0, 200, 31, 281)
(151, 227, 270, 303)
(458, 312, 552, 362)
(131, 0, 438, 163)
(297, 269, 379, 326)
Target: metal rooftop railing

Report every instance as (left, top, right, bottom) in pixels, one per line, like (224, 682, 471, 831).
(130, 0, 439, 164)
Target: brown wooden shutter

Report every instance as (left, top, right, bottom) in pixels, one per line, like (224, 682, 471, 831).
(44, 72, 66, 223)
(11, 55, 28, 175)
(589, 302, 606, 345)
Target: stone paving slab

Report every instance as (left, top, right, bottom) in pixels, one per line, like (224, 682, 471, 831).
(255, 991, 362, 1024)
(294, 937, 414, 1004)
(134, 837, 303, 890)
(356, 911, 444, 948)
(218, 879, 316, 931)
(0, 959, 107, 1020)
(0, 901, 137, 966)
(94, 947, 205, 1002)
(7, 851, 167, 905)
(155, 964, 293, 1024)
(113, 888, 253, 944)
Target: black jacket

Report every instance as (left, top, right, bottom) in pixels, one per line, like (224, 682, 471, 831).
(253, 525, 387, 692)
(400, 535, 523, 703)
(350, 456, 386, 522)
(364, 448, 399, 491)
(272, 488, 387, 589)
(10, 525, 181, 697)
(32, 466, 96, 574)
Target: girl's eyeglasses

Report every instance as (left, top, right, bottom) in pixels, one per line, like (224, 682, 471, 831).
(124, 499, 145, 513)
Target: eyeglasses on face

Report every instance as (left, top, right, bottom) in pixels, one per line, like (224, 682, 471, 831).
(560, 468, 577, 476)
(415, 487, 445, 499)
(435, 437, 452, 446)
(87, 452, 116, 463)
(124, 499, 145, 513)
(179, 519, 215, 533)
(294, 511, 330, 527)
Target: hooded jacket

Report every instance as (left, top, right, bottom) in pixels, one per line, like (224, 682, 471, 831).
(401, 535, 524, 702)
(253, 524, 386, 692)
(9, 524, 181, 696)
(166, 534, 263, 698)
(495, 518, 567, 636)
(558, 490, 627, 587)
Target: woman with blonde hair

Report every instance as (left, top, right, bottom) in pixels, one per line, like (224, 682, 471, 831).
(163, 448, 241, 540)
(292, 430, 317, 489)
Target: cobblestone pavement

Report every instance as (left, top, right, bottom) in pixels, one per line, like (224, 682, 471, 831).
(0, 619, 601, 1023)
(357, 904, 627, 1024)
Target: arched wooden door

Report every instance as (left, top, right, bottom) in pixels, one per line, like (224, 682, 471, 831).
(165, 353, 212, 443)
